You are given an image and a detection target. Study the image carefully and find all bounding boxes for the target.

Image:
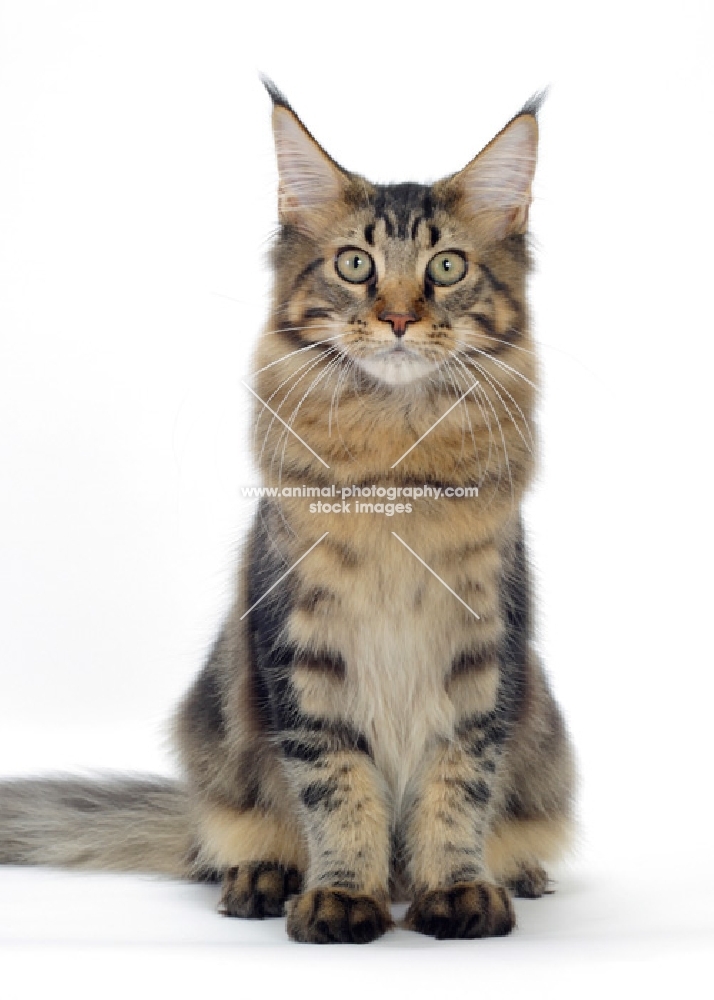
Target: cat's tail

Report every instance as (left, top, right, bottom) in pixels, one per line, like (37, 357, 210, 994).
(0, 775, 198, 878)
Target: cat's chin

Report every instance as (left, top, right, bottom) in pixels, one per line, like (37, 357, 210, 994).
(357, 349, 441, 386)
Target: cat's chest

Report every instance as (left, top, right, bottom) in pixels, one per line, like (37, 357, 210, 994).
(286, 511, 499, 814)
(337, 557, 459, 815)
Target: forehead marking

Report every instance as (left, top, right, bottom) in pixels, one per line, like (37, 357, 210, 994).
(372, 183, 434, 240)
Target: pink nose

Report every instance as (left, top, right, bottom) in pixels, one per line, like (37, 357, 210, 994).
(378, 311, 418, 339)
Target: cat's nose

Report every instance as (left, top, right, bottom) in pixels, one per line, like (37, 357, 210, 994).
(378, 311, 418, 339)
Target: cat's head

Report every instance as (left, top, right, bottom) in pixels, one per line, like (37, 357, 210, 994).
(265, 79, 540, 389)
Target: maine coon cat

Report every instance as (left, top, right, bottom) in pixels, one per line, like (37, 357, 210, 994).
(0, 80, 575, 943)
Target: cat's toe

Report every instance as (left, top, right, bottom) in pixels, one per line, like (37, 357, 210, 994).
(506, 861, 551, 898)
(219, 861, 302, 918)
(405, 881, 515, 939)
(286, 887, 393, 944)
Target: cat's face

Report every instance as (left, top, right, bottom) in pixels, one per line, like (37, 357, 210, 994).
(268, 84, 538, 389)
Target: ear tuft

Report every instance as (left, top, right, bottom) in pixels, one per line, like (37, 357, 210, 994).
(517, 88, 548, 119)
(260, 74, 292, 111)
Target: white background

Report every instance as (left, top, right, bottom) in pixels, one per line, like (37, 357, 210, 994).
(1, 0, 712, 996)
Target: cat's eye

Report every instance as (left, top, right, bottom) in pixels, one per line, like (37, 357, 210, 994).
(335, 247, 374, 284)
(426, 251, 467, 286)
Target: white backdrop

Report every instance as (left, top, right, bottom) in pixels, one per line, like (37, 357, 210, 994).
(1, 0, 712, 995)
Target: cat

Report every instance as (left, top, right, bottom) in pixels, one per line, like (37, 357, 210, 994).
(0, 79, 576, 944)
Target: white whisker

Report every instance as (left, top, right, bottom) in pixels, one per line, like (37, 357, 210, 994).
(253, 332, 348, 375)
(454, 344, 534, 455)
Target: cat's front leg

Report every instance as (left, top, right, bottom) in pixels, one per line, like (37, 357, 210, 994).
(276, 656, 393, 944)
(281, 733, 393, 943)
(403, 657, 516, 939)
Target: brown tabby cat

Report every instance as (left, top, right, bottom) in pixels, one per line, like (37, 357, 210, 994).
(0, 80, 575, 943)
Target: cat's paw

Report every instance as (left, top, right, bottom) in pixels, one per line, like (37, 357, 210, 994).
(405, 881, 515, 939)
(218, 861, 302, 918)
(286, 887, 393, 944)
(506, 861, 551, 898)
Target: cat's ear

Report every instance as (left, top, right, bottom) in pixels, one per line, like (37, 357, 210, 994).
(446, 105, 540, 240)
(262, 77, 349, 231)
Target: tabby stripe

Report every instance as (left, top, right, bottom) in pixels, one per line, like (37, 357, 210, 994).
(276, 326, 313, 350)
(280, 738, 324, 763)
(468, 313, 522, 354)
(300, 780, 341, 810)
(294, 588, 337, 614)
(478, 263, 511, 295)
(478, 264, 524, 321)
(462, 779, 491, 806)
(443, 843, 480, 856)
(302, 307, 332, 320)
(281, 723, 372, 759)
(468, 312, 496, 335)
(446, 864, 483, 884)
(295, 651, 346, 679)
(442, 776, 491, 808)
(456, 711, 507, 754)
(449, 647, 498, 679)
(292, 257, 324, 291)
(317, 869, 358, 889)
(322, 536, 360, 569)
(457, 710, 498, 732)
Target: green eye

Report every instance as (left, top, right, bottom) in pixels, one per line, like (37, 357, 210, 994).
(426, 251, 467, 286)
(335, 247, 374, 284)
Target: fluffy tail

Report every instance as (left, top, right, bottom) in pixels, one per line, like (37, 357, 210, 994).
(0, 775, 196, 878)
